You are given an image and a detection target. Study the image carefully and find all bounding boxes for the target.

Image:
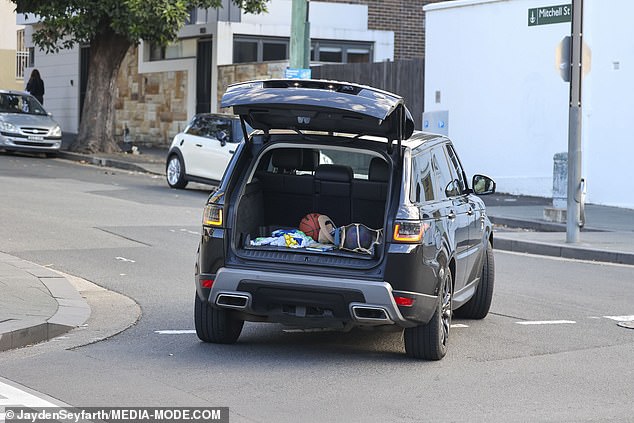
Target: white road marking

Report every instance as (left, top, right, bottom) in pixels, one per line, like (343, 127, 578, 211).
(115, 256, 136, 263)
(0, 379, 61, 416)
(451, 324, 469, 328)
(603, 315, 634, 321)
(516, 320, 576, 325)
(155, 330, 196, 335)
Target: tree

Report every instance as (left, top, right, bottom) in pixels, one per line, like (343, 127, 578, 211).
(13, 0, 269, 153)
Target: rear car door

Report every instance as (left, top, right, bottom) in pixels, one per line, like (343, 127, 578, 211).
(445, 143, 484, 283)
(431, 144, 473, 291)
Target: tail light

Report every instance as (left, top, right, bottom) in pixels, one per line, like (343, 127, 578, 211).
(393, 295, 415, 307)
(393, 221, 427, 243)
(202, 204, 223, 227)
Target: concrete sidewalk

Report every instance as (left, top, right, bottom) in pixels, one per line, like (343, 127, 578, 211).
(0, 252, 90, 351)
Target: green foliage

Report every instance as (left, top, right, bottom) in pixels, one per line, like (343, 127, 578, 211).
(13, 0, 269, 52)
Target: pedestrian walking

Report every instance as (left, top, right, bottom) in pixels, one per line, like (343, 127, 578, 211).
(26, 69, 45, 105)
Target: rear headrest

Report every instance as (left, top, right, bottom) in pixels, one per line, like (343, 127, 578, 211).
(272, 149, 302, 170)
(315, 164, 353, 182)
(299, 149, 320, 171)
(369, 157, 389, 182)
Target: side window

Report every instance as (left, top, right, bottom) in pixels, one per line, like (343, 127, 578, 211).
(185, 117, 202, 136)
(185, 117, 233, 141)
(445, 143, 467, 194)
(410, 150, 436, 203)
(432, 147, 460, 199)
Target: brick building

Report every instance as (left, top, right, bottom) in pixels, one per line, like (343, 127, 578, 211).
(323, 0, 447, 60)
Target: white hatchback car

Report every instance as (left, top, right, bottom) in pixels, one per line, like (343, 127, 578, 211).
(166, 114, 249, 188)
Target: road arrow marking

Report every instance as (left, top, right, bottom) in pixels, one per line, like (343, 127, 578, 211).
(603, 315, 634, 321)
(115, 256, 136, 263)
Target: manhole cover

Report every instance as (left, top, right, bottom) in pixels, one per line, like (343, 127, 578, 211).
(617, 320, 634, 329)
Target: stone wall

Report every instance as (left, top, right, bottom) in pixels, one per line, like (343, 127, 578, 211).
(115, 47, 189, 147)
(217, 61, 288, 112)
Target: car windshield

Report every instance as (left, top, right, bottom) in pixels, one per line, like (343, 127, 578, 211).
(0, 93, 47, 115)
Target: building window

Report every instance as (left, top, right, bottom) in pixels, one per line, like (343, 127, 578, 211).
(16, 30, 28, 79)
(186, 8, 208, 25)
(311, 40, 373, 63)
(233, 39, 259, 63)
(233, 36, 288, 63)
(147, 39, 197, 61)
(233, 36, 373, 64)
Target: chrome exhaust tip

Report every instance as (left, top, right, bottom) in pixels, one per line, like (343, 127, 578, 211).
(216, 293, 249, 309)
(351, 305, 393, 323)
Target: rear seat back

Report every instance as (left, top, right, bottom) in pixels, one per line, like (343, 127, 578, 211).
(258, 148, 315, 226)
(352, 157, 389, 228)
(314, 164, 353, 226)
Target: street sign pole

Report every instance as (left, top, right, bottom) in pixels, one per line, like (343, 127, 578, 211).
(566, 0, 583, 243)
(290, 0, 310, 69)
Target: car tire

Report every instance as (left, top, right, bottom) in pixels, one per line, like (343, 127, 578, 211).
(404, 268, 452, 360)
(454, 240, 495, 319)
(194, 293, 244, 344)
(166, 154, 188, 189)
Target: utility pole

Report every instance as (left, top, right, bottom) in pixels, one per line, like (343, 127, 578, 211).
(289, 0, 310, 70)
(567, 0, 584, 243)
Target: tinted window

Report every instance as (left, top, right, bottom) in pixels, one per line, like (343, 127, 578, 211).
(186, 116, 233, 141)
(445, 143, 467, 194)
(432, 147, 460, 198)
(410, 150, 436, 203)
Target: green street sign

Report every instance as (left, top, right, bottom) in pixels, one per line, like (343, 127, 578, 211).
(528, 4, 572, 26)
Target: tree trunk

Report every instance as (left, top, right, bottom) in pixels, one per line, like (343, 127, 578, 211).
(71, 27, 131, 153)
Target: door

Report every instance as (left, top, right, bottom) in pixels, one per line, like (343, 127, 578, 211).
(431, 146, 472, 291)
(445, 143, 482, 285)
(196, 38, 213, 114)
(79, 45, 90, 121)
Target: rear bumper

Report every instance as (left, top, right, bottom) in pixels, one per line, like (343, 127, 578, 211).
(204, 267, 438, 328)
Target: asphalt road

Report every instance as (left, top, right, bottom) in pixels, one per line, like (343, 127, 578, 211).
(1, 153, 633, 423)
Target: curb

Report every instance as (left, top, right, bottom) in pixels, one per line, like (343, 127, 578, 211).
(490, 216, 604, 233)
(0, 255, 90, 351)
(494, 235, 634, 265)
(58, 151, 163, 176)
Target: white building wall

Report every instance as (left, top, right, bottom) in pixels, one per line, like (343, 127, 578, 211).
(24, 27, 81, 133)
(582, 0, 634, 208)
(424, 0, 634, 208)
(424, 0, 570, 198)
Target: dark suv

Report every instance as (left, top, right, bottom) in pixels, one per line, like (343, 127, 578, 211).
(194, 80, 495, 360)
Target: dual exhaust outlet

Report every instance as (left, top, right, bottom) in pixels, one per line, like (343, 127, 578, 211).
(215, 293, 394, 325)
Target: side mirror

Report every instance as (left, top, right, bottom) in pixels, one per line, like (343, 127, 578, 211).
(217, 130, 228, 147)
(472, 174, 496, 195)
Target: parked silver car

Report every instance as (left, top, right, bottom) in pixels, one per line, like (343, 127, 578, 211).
(0, 90, 62, 156)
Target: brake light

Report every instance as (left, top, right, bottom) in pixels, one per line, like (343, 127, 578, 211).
(202, 204, 223, 226)
(201, 279, 214, 288)
(394, 295, 415, 307)
(393, 221, 427, 243)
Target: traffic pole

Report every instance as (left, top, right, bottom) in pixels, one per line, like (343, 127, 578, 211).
(566, 0, 584, 243)
(290, 0, 310, 69)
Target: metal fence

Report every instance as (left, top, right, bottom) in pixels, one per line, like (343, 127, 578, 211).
(311, 59, 425, 130)
(16, 51, 29, 79)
